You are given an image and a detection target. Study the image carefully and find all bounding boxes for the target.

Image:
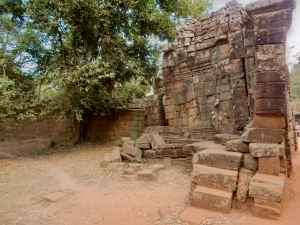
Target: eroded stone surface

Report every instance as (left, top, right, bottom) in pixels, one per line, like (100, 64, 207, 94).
(136, 170, 156, 181)
(225, 139, 249, 153)
(192, 149, 242, 170)
(192, 164, 238, 191)
(258, 157, 280, 176)
(249, 173, 285, 202)
(236, 168, 253, 202)
(250, 143, 285, 157)
(191, 185, 233, 213)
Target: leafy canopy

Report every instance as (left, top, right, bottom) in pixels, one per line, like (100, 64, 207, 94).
(0, 0, 212, 123)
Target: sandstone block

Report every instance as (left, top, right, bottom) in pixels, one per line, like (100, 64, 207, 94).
(149, 164, 165, 173)
(254, 27, 287, 45)
(120, 152, 134, 162)
(249, 173, 285, 202)
(243, 153, 258, 170)
(254, 98, 286, 114)
(100, 153, 111, 167)
(256, 71, 285, 83)
(192, 149, 242, 170)
(252, 198, 281, 220)
(111, 147, 122, 163)
(127, 163, 143, 171)
(136, 170, 156, 181)
(124, 167, 136, 175)
(236, 168, 253, 202)
(225, 139, 249, 152)
(142, 150, 156, 159)
(106, 163, 126, 172)
(249, 143, 285, 157)
(258, 157, 280, 176)
(116, 137, 131, 146)
(241, 128, 284, 143)
(192, 164, 238, 191)
(255, 82, 285, 99)
(149, 134, 166, 149)
(252, 114, 285, 129)
(210, 134, 241, 145)
(122, 142, 142, 158)
(191, 185, 233, 213)
(162, 43, 174, 53)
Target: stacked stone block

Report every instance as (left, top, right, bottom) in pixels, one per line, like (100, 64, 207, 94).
(159, 1, 254, 137)
(86, 100, 145, 141)
(239, 0, 296, 219)
(190, 141, 243, 213)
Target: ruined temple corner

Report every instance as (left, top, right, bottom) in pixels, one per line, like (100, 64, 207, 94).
(141, 0, 297, 220)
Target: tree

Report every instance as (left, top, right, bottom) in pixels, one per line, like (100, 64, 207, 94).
(290, 55, 300, 114)
(0, 0, 212, 129)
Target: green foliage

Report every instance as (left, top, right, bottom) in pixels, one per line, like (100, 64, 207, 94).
(0, 0, 211, 124)
(290, 55, 300, 114)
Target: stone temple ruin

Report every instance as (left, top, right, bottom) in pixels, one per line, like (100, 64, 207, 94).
(106, 0, 297, 220)
(0, 0, 297, 221)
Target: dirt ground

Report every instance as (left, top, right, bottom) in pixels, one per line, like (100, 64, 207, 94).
(1, 138, 300, 225)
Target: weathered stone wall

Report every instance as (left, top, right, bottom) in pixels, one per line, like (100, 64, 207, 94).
(0, 102, 146, 142)
(146, 1, 255, 139)
(0, 115, 78, 141)
(86, 108, 146, 142)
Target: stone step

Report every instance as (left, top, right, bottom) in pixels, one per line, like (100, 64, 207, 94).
(253, 198, 282, 220)
(183, 141, 225, 154)
(190, 185, 233, 213)
(192, 149, 242, 170)
(178, 206, 219, 225)
(225, 139, 249, 153)
(249, 173, 286, 202)
(191, 164, 238, 191)
(209, 134, 241, 145)
(249, 143, 285, 157)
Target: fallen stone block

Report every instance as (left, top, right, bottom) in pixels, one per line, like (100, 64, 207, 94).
(127, 163, 143, 171)
(209, 134, 241, 145)
(258, 157, 280, 176)
(178, 207, 214, 225)
(249, 173, 285, 202)
(116, 137, 131, 146)
(149, 134, 166, 149)
(135, 134, 151, 149)
(100, 153, 111, 167)
(122, 142, 142, 158)
(225, 139, 249, 153)
(192, 149, 242, 170)
(192, 164, 238, 191)
(124, 167, 136, 175)
(236, 168, 253, 202)
(120, 152, 134, 162)
(253, 198, 282, 220)
(149, 164, 165, 173)
(249, 143, 285, 157)
(142, 150, 156, 159)
(191, 185, 233, 213)
(183, 141, 225, 154)
(136, 170, 156, 181)
(243, 153, 258, 170)
(111, 147, 122, 163)
(241, 128, 284, 143)
(106, 163, 126, 172)
(42, 192, 67, 202)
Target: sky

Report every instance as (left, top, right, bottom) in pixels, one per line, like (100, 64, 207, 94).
(210, 0, 300, 68)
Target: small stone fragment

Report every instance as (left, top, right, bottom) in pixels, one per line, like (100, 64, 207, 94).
(136, 170, 156, 181)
